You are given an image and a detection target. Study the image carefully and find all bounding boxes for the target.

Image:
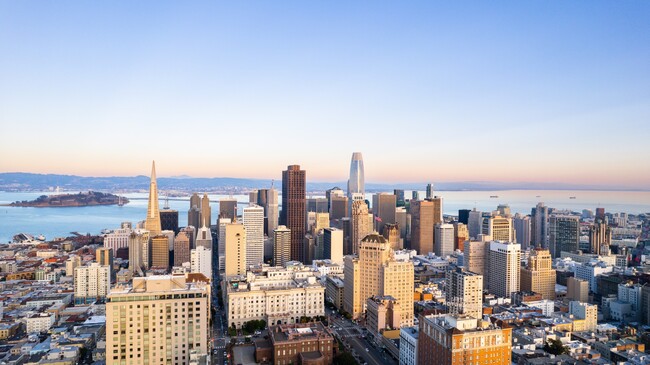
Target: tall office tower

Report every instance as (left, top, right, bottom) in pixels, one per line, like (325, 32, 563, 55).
(513, 213, 531, 249)
(200, 193, 211, 228)
(191, 245, 212, 280)
(350, 200, 370, 255)
(418, 314, 512, 365)
(435, 223, 455, 257)
(596, 207, 606, 222)
(382, 223, 401, 250)
(249, 190, 258, 203)
(190, 192, 201, 212)
(106, 275, 210, 365)
(410, 200, 434, 255)
(219, 198, 238, 221)
(257, 188, 279, 235)
(180, 226, 196, 248)
(151, 235, 170, 271)
(323, 227, 344, 264)
(567, 277, 589, 303)
(445, 267, 483, 319)
(307, 198, 329, 213)
(326, 187, 345, 211)
(458, 209, 471, 225)
(225, 223, 247, 277)
(330, 195, 349, 220)
(589, 219, 612, 255)
(549, 215, 580, 258)
(309, 212, 330, 235)
(243, 205, 265, 267)
(104, 226, 132, 252)
(453, 222, 469, 252)
(128, 230, 149, 276)
(217, 217, 231, 270)
(347, 152, 365, 205)
(431, 197, 443, 223)
(144, 161, 162, 235)
(187, 206, 201, 234)
(425, 183, 434, 199)
(412, 191, 419, 201)
(195, 225, 212, 250)
(467, 209, 483, 239)
(394, 189, 405, 207)
(340, 217, 352, 255)
(96, 247, 114, 283)
(395, 207, 407, 239)
(160, 208, 179, 234)
(174, 231, 191, 266)
(74, 262, 110, 304)
(464, 237, 490, 278)
(484, 216, 513, 242)
(488, 241, 521, 298)
(520, 248, 556, 300)
(273, 226, 291, 267)
(281, 165, 307, 262)
(66, 256, 81, 276)
(372, 193, 397, 233)
(496, 204, 511, 217)
(531, 202, 549, 248)
(343, 233, 414, 325)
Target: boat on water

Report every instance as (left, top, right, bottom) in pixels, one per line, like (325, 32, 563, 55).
(12, 233, 42, 244)
(569, 196, 577, 199)
(36, 234, 46, 241)
(490, 195, 499, 198)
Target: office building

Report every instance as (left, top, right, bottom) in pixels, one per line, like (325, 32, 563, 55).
(567, 277, 589, 303)
(96, 247, 114, 283)
(174, 230, 191, 267)
(347, 152, 365, 205)
(453, 222, 468, 252)
(483, 216, 513, 242)
(418, 314, 512, 365)
(574, 261, 613, 293)
(463, 238, 490, 278)
(458, 209, 471, 225)
(410, 200, 435, 255)
(160, 208, 179, 234)
(74, 262, 110, 304)
(191, 246, 212, 280)
(272, 226, 291, 267)
(372, 193, 397, 233)
(394, 189, 405, 207)
(188, 193, 201, 234)
(225, 223, 247, 277)
(531, 202, 549, 247)
(445, 267, 483, 319)
(104, 226, 132, 252)
(590, 219, 612, 255)
(549, 215, 580, 258)
(569, 301, 598, 331)
(195, 225, 212, 250)
(366, 296, 403, 336)
(323, 227, 343, 264)
(435, 223, 455, 257)
(344, 233, 414, 325)
(382, 223, 401, 250)
(217, 217, 231, 271)
(513, 213, 531, 249)
(106, 275, 210, 365)
(520, 248, 556, 300)
(128, 230, 150, 276)
(219, 198, 238, 221)
(201, 193, 211, 228)
(350, 200, 370, 255)
(144, 161, 162, 236)
(425, 183, 434, 199)
(281, 165, 306, 262)
(399, 327, 419, 365)
(257, 187, 279, 235)
(306, 197, 328, 213)
(243, 204, 265, 266)
(488, 241, 521, 298)
(467, 209, 482, 239)
(151, 235, 170, 271)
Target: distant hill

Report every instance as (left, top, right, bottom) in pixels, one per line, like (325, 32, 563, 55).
(0, 172, 643, 193)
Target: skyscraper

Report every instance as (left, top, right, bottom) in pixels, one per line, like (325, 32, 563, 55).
(434, 223, 455, 257)
(191, 245, 212, 280)
(201, 193, 211, 228)
(453, 222, 468, 252)
(590, 218, 612, 255)
(513, 213, 531, 249)
(350, 200, 370, 255)
(173, 230, 191, 267)
(467, 209, 482, 239)
(257, 188, 279, 235)
(195, 225, 212, 250)
(410, 200, 434, 255)
(382, 223, 402, 250)
(74, 262, 110, 304)
(144, 161, 161, 235)
(347, 152, 365, 205)
(225, 223, 247, 277)
(243, 205, 265, 266)
(520, 248, 556, 300)
(281, 165, 306, 262)
(458, 209, 471, 225)
(96, 247, 114, 283)
(188, 192, 201, 230)
(445, 267, 483, 319)
(372, 193, 397, 233)
(531, 202, 549, 247)
(151, 235, 170, 271)
(483, 216, 513, 242)
(549, 215, 580, 258)
(425, 183, 434, 199)
(488, 241, 521, 298)
(394, 189, 405, 207)
(219, 198, 238, 221)
(273, 226, 291, 267)
(323, 227, 344, 264)
(160, 197, 179, 234)
(217, 217, 231, 271)
(128, 230, 149, 276)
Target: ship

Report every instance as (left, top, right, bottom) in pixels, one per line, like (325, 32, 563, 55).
(569, 196, 577, 199)
(490, 195, 499, 198)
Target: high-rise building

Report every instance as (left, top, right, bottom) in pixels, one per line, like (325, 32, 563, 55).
(399, 327, 419, 365)
(273, 226, 291, 267)
(243, 205, 265, 267)
(347, 152, 365, 205)
(394, 189, 405, 207)
(418, 314, 512, 365)
(128, 230, 149, 276)
(372, 193, 397, 233)
(463, 237, 490, 280)
(106, 275, 210, 365)
(217, 217, 231, 271)
(513, 213, 531, 249)
(306, 198, 329, 213)
(104, 226, 132, 252)
(190, 193, 201, 212)
(445, 267, 483, 319)
(590, 219, 612, 255)
(219, 198, 238, 221)
(567, 277, 589, 303)
(330, 195, 349, 220)
(151, 235, 170, 271)
(96, 247, 114, 283)
(188, 206, 201, 232)
(596, 207, 606, 221)
(144, 161, 162, 235)
(410, 200, 435, 255)
(257, 188, 279, 235)
(531, 202, 549, 248)
(520, 248, 556, 300)
(195, 225, 212, 250)
(344, 233, 414, 325)
(173, 231, 191, 267)
(326, 187, 345, 211)
(569, 301, 598, 331)
(180, 226, 196, 248)
(453, 222, 469, 252)
(159, 208, 179, 234)
(468, 209, 483, 239)
(74, 262, 110, 304)
(412, 191, 419, 201)
(201, 193, 211, 228)
(458, 209, 471, 225)
(281, 165, 306, 262)
(323, 227, 343, 264)
(66, 255, 81, 277)
(225, 223, 247, 277)
(488, 241, 521, 298)
(382, 223, 401, 250)
(549, 215, 580, 258)
(483, 216, 513, 242)
(350, 200, 370, 255)
(425, 183, 434, 199)
(434, 223, 455, 257)
(191, 246, 212, 280)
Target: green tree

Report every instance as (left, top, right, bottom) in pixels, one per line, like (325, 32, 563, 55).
(333, 352, 357, 365)
(544, 338, 568, 355)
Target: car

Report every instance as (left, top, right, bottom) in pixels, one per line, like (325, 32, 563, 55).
(365, 348, 369, 352)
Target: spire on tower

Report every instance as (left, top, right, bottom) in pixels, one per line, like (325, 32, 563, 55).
(145, 160, 162, 235)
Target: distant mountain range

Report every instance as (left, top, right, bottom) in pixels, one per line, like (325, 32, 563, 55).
(0, 172, 644, 193)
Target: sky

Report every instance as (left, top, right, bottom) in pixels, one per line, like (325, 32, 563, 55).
(0, 1, 649, 188)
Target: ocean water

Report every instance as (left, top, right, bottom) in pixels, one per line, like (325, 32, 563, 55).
(0, 190, 648, 243)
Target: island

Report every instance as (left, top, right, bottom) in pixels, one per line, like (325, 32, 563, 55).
(7, 191, 129, 207)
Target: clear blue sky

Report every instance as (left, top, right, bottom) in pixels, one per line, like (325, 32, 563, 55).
(1, 1, 649, 188)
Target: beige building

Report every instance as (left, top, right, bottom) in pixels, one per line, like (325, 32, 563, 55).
(225, 223, 247, 277)
(569, 301, 598, 331)
(567, 277, 589, 303)
(273, 225, 291, 267)
(484, 216, 513, 242)
(343, 233, 414, 326)
(106, 275, 211, 365)
(445, 267, 483, 319)
(410, 200, 435, 255)
(520, 248, 556, 300)
(225, 264, 325, 328)
(488, 241, 521, 298)
(325, 275, 345, 310)
(366, 296, 403, 336)
(151, 235, 170, 270)
(74, 262, 110, 305)
(351, 200, 370, 255)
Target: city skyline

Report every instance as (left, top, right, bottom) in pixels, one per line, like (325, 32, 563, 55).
(1, 1, 649, 187)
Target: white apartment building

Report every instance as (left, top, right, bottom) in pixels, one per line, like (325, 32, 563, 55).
(191, 246, 212, 280)
(243, 205, 265, 267)
(74, 263, 110, 305)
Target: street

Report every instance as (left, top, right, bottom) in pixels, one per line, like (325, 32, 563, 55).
(328, 310, 398, 365)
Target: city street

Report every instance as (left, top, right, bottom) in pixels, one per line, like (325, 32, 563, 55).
(329, 311, 398, 365)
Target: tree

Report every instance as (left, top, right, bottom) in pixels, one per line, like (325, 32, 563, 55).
(333, 352, 357, 365)
(544, 338, 568, 355)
